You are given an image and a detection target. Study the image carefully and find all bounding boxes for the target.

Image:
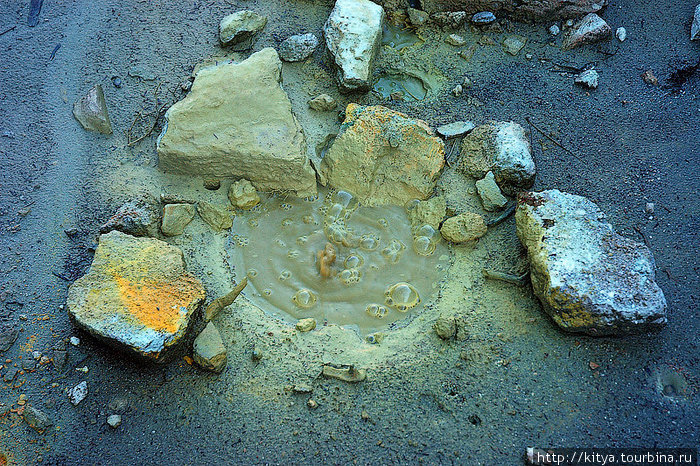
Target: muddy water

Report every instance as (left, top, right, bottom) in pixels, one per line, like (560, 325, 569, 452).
(228, 188, 449, 334)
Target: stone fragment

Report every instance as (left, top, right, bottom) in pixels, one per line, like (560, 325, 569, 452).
(3, 367, 18, 382)
(471, 11, 496, 25)
(575, 69, 599, 89)
(446, 34, 466, 46)
(323, 0, 385, 93)
(107, 414, 122, 428)
(203, 179, 221, 191)
(616, 26, 627, 42)
(503, 35, 527, 55)
(279, 33, 319, 62)
(66, 231, 206, 362)
(193, 322, 227, 373)
(161, 203, 195, 237)
(516, 190, 667, 335)
(440, 212, 487, 244)
(319, 104, 445, 206)
(296, 318, 317, 332)
(406, 195, 447, 230)
(69, 381, 88, 405)
(73, 85, 112, 134)
(219, 10, 267, 50)
(157, 48, 316, 197)
(322, 363, 366, 383)
(52, 349, 67, 371)
(0, 326, 19, 352)
(292, 383, 313, 394)
(475, 171, 508, 211)
(434, 315, 456, 339)
(228, 179, 260, 210)
(459, 121, 535, 195)
(100, 195, 160, 237)
(197, 202, 232, 231)
(23, 405, 52, 433)
(308, 94, 337, 112)
(562, 13, 612, 50)
(641, 70, 658, 86)
(693, 5, 700, 41)
(437, 121, 475, 139)
(407, 8, 429, 27)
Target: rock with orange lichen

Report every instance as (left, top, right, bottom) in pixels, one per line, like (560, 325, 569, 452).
(66, 231, 206, 362)
(319, 104, 445, 206)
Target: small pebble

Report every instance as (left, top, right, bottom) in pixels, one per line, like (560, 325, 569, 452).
(307, 399, 318, 409)
(564, 19, 574, 28)
(615, 27, 627, 42)
(111, 76, 122, 88)
(645, 202, 655, 214)
(549, 24, 560, 36)
(69, 336, 80, 346)
(19, 314, 27, 321)
(462, 76, 472, 87)
(18, 394, 27, 405)
(641, 70, 658, 86)
(107, 414, 122, 428)
(32, 351, 41, 360)
(452, 84, 463, 97)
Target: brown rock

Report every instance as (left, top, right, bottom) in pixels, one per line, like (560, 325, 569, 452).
(562, 13, 612, 50)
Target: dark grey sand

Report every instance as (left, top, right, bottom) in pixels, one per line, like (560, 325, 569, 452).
(0, 1, 698, 464)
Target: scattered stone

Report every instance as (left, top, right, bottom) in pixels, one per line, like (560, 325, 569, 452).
(516, 190, 667, 335)
(462, 76, 472, 88)
(157, 48, 317, 197)
(69, 336, 80, 346)
(161, 203, 196, 237)
(475, 171, 508, 211)
(66, 231, 206, 362)
(446, 34, 466, 46)
(692, 5, 700, 41)
(440, 212, 488, 244)
(459, 121, 536, 195)
(228, 179, 260, 210)
(616, 26, 627, 42)
(128, 65, 156, 81)
(64, 227, 79, 237)
(307, 399, 318, 409)
(645, 202, 655, 214)
(452, 84, 463, 97)
(407, 8, 429, 27)
(203, 179, 221, 191)
(437, 121, 475, 139)
(292, 383, 313, 394)
(366, 332, 385, 344)
(99, 195, 160, 237)
(319, 104, 445, 206)
(431, 11, 467, 29)
(406, 195, 447, 230)
(471, 11, 496, 25)
(69, 381, 88, 405)
(308, 94, 337, 112)
(32, 351, 41, 361)
(73, 84, 112, 134)
(219, 10, 267, 50)
(503, 35, 527, 55)
(23, 405, 52, 433)
(111, 76, 122, 88)
(3, 367, 18, 382)
(279, 33, 318, 62)
(52, 350, 67, 371)
(478, 35, 496, 46)
(575, 69, 599, 89)
(296, 318, 317, 332)
(108, 397, 129, 413)
(322, 363, 367, 383)
(197, 202, 232, 231)
(323, 0, 385, 93)
(641, 70, 659, 86)
(562, 13, 612, 50)
(107, 414, 122, 428)
(434, 315, 456, 339)
(251, 347, 263, 362)
(193, 322, 227, 373)
(564, 19, 574, 28)
(0, 326, 19, 352)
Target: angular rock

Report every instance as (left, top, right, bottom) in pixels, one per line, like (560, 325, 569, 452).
(459, 121, 535, 195)
(446, 34, 467, 46)
(279, 33, 319, 62)
(615, 26, 627, 42)
(161, 203, 195, 237)
(0, 326, 19, 352)
(319, 104, 445, 206)
(157, 48, 316, 197)
(296, 318, 317, 332)
(407, 7, 429, 27)
(219, 10, 267, 50)
(575, 69, 599, 89)
(322, 363, 366, 383)
(437, 121, 475, 139)
(66, 231, 206, 362)
(692, 5, 700, 41)
(23, 405, 52, 433)
(503, 35, 527, 55)
(516, 190, 667, 335)
(107, 414, 122, 428)
(475, 171, 508, 211)
(308, 94, 337, 112)
(3, 367, 18, 382)
(197, 202, 232, 231)
(323, 0, 385, 93)
(100, 195, 160, 237)
(419, 0, 604, 22)
(73, 85, 112, 134)
(562, 13, 612, 50)
(407, 195, 447, 229)
(228, 179, 260, 210)
(69, 381, 88, 405)
(440, 212, 487, 244)
(193, 322, 227, 373)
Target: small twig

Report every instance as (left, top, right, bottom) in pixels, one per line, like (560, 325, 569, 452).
(633, 225, 650, 247)
(482, 268, 529, 286)
(0, 26, 16, 37)
(525, 116, 584, 162)
(204, 276, 248, 321)
(487, 203, 516, 227)
(49, 43, 61, 60)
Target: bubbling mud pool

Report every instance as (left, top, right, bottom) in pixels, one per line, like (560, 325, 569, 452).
(227, 188, 449, 335)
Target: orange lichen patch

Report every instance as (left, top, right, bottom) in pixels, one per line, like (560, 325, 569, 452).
(113, 273, 203, 333)
(183, 356, 193, 365)
(19, 336, 36, 353)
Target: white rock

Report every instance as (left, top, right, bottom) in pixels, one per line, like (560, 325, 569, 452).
(219, 10, 267, 50)
(615, 26, 627, 42)
(69, 336, 80, 346)
(107, 414, 122, 428)
(575, 69, 599, 89)
(692, 5, 700, 41)
(69, 381, 88, 406)
(549, 24, 560, 36)
(323, 0, 385, 93)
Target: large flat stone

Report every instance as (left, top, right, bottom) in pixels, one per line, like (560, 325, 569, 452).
(157, 48, 316, 197)
(66, 231, 206, 362)
(516, 190, 667, 335)
(319, 104, 445, 206)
